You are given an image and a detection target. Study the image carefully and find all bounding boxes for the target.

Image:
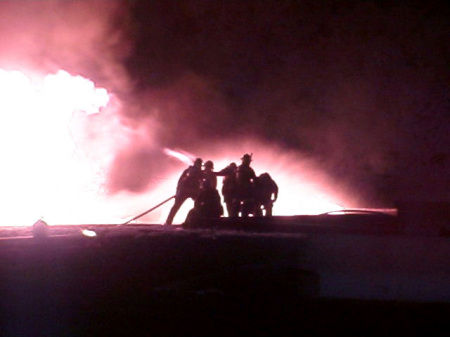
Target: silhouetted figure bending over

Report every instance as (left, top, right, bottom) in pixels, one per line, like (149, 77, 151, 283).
(184, 179, 224, 228)
(216, 162, 239, 217)
(165, 158, 203, 225)
(254, 172, 278, 216)
(236, 153, 256, 217)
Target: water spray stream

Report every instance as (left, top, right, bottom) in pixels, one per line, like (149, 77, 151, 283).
(0, 70, 348, 227)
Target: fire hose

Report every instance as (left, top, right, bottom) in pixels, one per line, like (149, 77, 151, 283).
(122, 195, 175, 225)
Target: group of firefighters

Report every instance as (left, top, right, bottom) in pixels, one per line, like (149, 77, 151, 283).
(164, 154, 279, 226)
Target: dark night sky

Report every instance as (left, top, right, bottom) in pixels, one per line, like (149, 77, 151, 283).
(0, 0, 448, 208)
(119, 0, 450, 205)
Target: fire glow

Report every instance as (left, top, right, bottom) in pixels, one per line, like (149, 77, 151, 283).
(150, 147, 346, 225)
(0, 68, 346, 227)
(0, 69, 113, 226)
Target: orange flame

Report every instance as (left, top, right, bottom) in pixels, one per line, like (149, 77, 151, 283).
(0, 69, 118, 226)
(0, 68, 348, 227)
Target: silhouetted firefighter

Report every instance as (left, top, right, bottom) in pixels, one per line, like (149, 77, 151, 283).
(184, 178, 223, 228)
(216, 162, 239, 217)
(202, 160, 217, 189)
(236, 153, 257, 217)
(165, 158, 203, 225)
(254, 172, 278, 216)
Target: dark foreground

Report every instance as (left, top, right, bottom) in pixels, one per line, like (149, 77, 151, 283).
(0, 225, 449, 336)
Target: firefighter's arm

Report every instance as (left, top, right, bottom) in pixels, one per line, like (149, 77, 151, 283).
(175, 169, 189, 195)
(215, 166, 230, 176)
(176, 169, 189, 186)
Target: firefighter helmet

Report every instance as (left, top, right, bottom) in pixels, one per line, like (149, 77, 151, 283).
(204, 160, 214, 169)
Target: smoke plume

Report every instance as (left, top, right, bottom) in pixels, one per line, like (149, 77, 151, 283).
(1, 0, 448, 226)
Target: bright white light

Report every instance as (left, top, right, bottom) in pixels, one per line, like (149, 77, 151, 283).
(0, 68, 119, 226)
(43, 70, 109, 115)
(0, 69, 350, 227)
(81, 229, 97, 237)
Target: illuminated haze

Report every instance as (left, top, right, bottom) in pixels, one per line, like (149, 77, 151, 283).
(0, 1, 448, 225)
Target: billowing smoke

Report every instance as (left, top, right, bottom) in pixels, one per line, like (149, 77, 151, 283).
(0, 0, 139, 225)
(1, 1, 448, 226)
(0, 0, 132, 89)
(119, 1, 450, 206)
